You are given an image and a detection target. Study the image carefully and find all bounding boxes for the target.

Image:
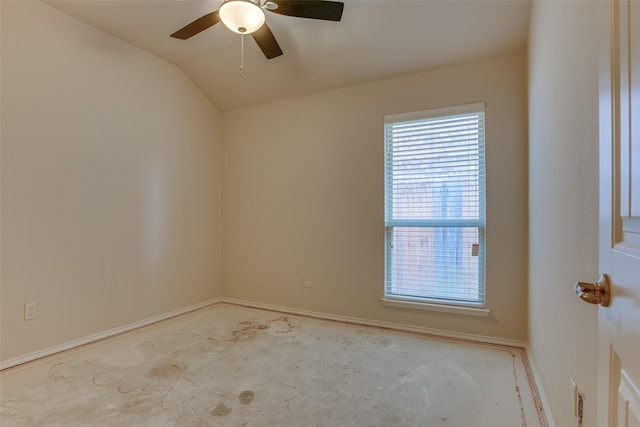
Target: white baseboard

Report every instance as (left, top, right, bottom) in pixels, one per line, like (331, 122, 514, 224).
(0, 297, 222, 371)
(219, 297, 527, 348)
(524, 344, 557, 427)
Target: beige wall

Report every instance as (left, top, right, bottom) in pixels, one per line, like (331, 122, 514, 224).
(0, 1, 223, 361)
(0, 4, 605, 423)
(528, 2, 600, 426)
(0, 0, 532, 374)
(222, 56, 528, 340)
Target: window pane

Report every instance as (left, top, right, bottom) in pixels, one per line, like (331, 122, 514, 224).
(386, 227, 482, 303)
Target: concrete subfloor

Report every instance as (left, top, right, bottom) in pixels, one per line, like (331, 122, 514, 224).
(0, 303, 545, 426)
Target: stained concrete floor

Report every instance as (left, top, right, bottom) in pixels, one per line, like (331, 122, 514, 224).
(0, 303, 545, 426)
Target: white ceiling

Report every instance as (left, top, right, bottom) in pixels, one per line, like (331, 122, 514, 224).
(47, 0, 531, 111)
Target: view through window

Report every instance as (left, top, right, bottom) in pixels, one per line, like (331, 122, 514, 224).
(384, 103, 486, 306)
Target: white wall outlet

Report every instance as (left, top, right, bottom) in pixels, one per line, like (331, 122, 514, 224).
(303, 275, 311, 288)
(24, 302, 37, 320)
(569, 377, 578, 417)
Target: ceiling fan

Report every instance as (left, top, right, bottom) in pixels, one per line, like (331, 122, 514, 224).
(170, 0, 345, 60)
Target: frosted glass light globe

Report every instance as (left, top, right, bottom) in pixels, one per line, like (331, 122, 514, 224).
(219, 0, 266, 34)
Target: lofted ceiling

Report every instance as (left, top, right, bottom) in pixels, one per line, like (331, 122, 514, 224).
(47, 0, 531, 111)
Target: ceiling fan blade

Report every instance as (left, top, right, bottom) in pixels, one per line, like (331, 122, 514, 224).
(268, 0, 344, 21)
(171, 11, 220, 40)
(251, 24, 283, 59)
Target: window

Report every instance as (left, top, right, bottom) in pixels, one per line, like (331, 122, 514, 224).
(384, 103, 485, 307)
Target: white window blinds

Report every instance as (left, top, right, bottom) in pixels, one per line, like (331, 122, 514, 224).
(384, 103, 486, 306)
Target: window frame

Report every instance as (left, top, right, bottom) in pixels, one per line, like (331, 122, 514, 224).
(383, 103, 486, 309)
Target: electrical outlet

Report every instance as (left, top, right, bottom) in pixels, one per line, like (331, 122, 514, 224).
(24, 302, 37, 320)
(570, 377, 577, 416)
(304, 275, 311, 288)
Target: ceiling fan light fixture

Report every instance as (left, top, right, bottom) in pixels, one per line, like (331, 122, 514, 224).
(219, 0, 266, 34)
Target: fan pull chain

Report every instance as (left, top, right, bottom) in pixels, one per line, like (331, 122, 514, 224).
(239, 34, 245, 77)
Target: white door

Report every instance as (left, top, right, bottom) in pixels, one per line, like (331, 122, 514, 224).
(597, 1, 640, 426)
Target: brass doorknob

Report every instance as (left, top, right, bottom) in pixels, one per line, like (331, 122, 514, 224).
(575, 273, 611, 307)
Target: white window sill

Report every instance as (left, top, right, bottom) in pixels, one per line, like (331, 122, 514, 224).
(380, 298, 491, 317)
